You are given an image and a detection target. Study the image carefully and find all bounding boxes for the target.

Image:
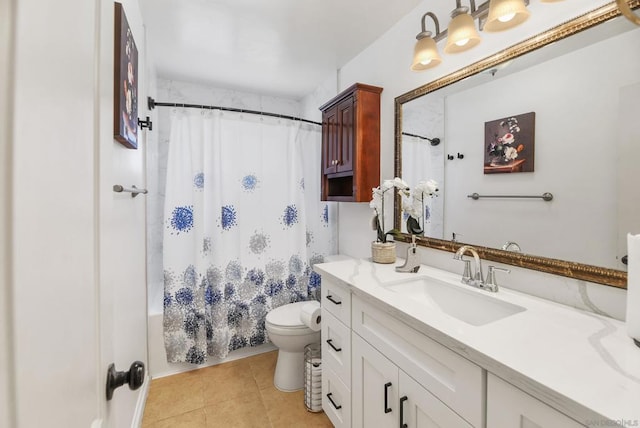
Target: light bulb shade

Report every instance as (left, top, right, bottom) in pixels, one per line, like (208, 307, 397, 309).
(484, 0, 530, 32)
(444, 13, 481, 54)
(411, 36, 442, 71)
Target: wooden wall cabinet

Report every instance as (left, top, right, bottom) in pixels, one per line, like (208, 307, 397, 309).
(319, 83, 383, 202)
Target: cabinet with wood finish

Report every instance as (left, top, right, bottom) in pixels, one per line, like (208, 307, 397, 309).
(319, 83, 382, 202)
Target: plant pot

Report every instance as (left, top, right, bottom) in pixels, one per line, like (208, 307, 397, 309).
(371, 241, 396, 264)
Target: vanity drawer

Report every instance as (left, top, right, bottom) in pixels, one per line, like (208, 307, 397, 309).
(352, 295, 484, 428)
(323, 366, 352, 428)
(321, 277, 351, 327)
(321, 310, 351, 386)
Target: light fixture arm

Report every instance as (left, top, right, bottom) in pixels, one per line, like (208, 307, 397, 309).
(616, 0, 640, 26)
(417, 12, 441, 40)
(454, 0, 477, 14)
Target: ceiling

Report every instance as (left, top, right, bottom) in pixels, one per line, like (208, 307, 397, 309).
(139, 0, 424, 99)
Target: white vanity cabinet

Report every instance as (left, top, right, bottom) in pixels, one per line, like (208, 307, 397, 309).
(352, 333, 473, 428)
(352, 296, 484, 428)
(315, 260, 639, 428)
(321, 277, 352, 428)
(487, 374, 584, 428)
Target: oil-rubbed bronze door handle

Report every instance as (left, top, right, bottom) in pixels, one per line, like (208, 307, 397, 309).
(326, 295, 342, 305)
(327, 392, 342, 410)
(384, 382, 392, 413)
(399, 396, 408, 428)
(326, 339, 342, 352)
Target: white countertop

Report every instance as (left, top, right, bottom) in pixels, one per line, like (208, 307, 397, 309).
(314, 258, 640, 425)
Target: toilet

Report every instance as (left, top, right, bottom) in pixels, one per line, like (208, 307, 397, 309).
(265, 301, 321, 392)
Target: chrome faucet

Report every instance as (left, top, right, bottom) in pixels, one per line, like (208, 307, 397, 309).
(396, 235, 421, 273)
(453, 245, 511, 292)
(453, 245, 484, 287)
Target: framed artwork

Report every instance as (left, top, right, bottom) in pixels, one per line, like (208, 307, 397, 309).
(114, 2, 138, 149)
(484, 112, 535, 174)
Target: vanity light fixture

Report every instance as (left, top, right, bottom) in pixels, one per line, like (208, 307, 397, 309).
(484, 0, 530, 32)
(412, 0, 534, 71)
(444, 0, 482, 54)
(410, 12, 442, 71)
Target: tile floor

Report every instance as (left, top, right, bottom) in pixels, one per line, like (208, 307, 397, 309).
(142, 350, 333, 427)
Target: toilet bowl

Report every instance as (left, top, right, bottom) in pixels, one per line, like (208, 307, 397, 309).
(265, 301, 321, 392)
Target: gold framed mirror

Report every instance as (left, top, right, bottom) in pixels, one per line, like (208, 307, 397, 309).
(394, 1, 640, 289)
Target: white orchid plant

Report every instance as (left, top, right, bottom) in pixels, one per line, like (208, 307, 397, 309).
(401, 179, 439, 235)
(370, 177, 410, 243)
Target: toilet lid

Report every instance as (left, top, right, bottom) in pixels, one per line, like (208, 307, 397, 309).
(266, 301, 311, 328)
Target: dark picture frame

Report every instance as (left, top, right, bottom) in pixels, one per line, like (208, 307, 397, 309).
(484, 112, 535, 174)
(114, 2, 138, 149)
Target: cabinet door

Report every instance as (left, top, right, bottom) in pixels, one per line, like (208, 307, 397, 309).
(322, 105, 338, 175)
(336, 96, 354, 173)
(352, 334, 398, 428)
(399, 371, 473, 428)
(487, 374, 583, 428)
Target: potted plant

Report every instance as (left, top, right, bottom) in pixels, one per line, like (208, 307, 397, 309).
(370, 178, 409, 263)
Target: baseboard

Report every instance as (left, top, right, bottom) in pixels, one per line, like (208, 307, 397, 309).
(151, 343, 277, 379)
(131, 374, 150, 428)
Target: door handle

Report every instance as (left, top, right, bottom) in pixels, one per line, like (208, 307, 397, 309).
(384, 382, 392, 413)
(399, 396, 408, 428)
(326, 295, 342, 305)
(106, 361, 145, 400)
(326, 339, 342, 352)
(327, 392, 342, 410)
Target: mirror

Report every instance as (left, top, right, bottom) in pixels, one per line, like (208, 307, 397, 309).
(395, 3, 640, 288)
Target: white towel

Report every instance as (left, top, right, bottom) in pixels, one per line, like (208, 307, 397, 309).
(626, 234, 640, 343)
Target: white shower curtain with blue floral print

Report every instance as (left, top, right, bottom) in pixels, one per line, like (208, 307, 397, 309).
(163, 109, 336, 364)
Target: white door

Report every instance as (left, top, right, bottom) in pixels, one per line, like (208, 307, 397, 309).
(487, 374, 583, 428)
(398, 371, 473, 428)
(98, 0, 149, 426)
(352, 334, 398, 428)
(5, 0, 148, 426)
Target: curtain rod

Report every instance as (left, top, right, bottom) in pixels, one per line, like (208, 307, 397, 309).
(147, 96, 322, 126)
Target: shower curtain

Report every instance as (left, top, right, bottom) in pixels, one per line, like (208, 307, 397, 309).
(163, 109, 336, 364)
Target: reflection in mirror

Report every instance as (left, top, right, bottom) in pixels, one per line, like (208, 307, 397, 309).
(395, 5, 640, 287)
(401, 95, 444, 239)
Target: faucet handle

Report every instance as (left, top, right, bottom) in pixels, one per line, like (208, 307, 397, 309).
(484, 266, 510, 292)
(460, 259, 472, 284)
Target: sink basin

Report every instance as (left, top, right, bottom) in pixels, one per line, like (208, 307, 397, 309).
(385, 277, 526, 326)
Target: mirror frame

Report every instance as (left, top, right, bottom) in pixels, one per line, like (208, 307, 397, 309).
(394, 1, 639, 289)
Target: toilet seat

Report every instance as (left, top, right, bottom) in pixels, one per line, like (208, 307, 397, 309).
(266, 301, 316, 335)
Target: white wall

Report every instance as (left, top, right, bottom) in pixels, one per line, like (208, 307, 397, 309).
(301, 0, 630, 319)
